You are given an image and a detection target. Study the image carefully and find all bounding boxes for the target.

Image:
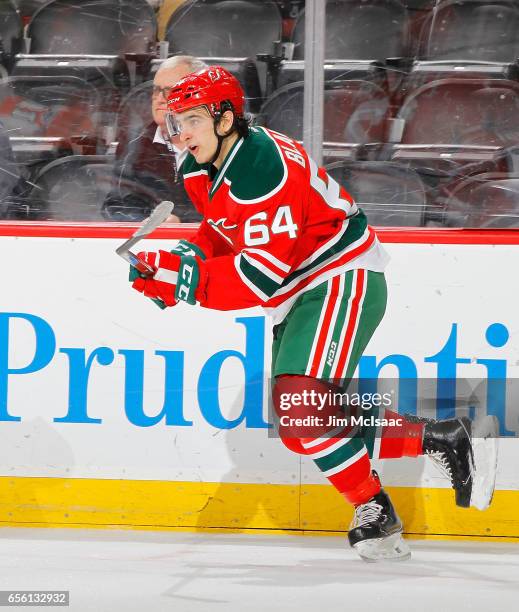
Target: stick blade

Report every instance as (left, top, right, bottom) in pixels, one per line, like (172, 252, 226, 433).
(115, 200, 174, 275)
(133, 200, 175, 238)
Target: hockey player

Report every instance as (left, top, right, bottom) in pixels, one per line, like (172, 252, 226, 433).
(129, 67, 499, 562)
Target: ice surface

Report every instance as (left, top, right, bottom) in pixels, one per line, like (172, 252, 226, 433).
(0, 529, 517, 612)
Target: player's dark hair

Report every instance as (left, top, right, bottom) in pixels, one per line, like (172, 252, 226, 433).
(219, 100, 250, 139)
(234, 115, 251, 138)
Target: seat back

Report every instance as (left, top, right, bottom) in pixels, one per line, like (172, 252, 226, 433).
(398, 78, 519, 147)
(27, 0, 157, 54)
(420, 0, 519, 62)
(326, 160, 427, 226)
(11, 56, 131, 122)
(27, 155, 114, 220)
(165, 0, 282, 57)
(276, 59, 387, 92)
(0, 119, 20, 216)
(0, 0, 23, 67)
(115, 80, 153, 153)
(13, 1, 48, 18)
(444, 173, 519, 227)
(0, 75, 101, 138)
(257, 80, 390, 143)
(292, 0, 409, 60)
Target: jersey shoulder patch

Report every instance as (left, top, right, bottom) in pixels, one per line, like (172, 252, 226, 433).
(226, 128, 286, 203)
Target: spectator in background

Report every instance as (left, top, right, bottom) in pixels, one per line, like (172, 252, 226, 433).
(102, 55, 206, 222)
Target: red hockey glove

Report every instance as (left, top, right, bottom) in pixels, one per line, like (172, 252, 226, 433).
(128, 257, 165, 310)
(130, 241, 205, 308)
(131, 250, 181, 308)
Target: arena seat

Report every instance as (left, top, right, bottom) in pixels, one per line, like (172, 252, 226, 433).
(440, 173, 519, 228)
(12, 1, 47, 19)
(418, 0, 519, 62)
(0, 0, 23, 71)
(9, 135, 75, 166)
(4, 132, 103, 219)
(325, 160, 427, 226)
(397, 78, 519, 147)
(164, 0, 282, 57)
(21, 155, 115, 221)
(0, 120, 20, 217)
(393, 58, 519, 109)
(11, 55, 131, 125)
(400, 0, 437, 57)
(26, 0, 157, 54)
(400, 0, 435, 6)
(291, 0, 410, 60)
(257, 80, 391, 152)
(113, 81, 154, 161)
(405, 59, 519, 86)
(0, 75, 102, 139)
(0, 74, 107, 203)
(273, 59, 388, 95)
(388, 77, 519, 184)
(15, 1, 149, 133)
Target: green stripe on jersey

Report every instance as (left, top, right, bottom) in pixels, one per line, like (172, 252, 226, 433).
(281, 212, 368, 288)
(239, 256, 281, 298)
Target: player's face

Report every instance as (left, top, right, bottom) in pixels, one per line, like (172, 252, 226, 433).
(176, 107, 218, 164)
(151, 64, 193, 132)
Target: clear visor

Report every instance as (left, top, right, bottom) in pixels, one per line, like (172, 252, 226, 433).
(165, 112, 180, 139)
(165, 106, 212, 140)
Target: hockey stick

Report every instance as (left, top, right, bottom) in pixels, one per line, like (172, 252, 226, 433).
(115, 200, 175, 275)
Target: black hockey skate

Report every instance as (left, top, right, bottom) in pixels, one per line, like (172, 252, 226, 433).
(348, 473, 411, 563)
(422, 415, 498, 511)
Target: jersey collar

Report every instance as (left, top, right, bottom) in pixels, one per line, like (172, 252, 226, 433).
(208, 136, 244, 200)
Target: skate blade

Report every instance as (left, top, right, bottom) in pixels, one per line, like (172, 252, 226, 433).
(471, 415, 499, 511)
(353, 532, 411, 563)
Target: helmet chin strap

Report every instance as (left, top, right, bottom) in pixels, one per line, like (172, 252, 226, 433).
(209, 117, 234, 165)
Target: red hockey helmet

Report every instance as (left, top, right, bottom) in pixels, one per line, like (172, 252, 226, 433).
(166, 66, 245, 122)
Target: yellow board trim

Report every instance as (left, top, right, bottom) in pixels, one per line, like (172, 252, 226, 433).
(1, 477, 518, 541)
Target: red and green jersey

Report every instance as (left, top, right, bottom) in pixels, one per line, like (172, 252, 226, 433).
(181, 126, 389, 323)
